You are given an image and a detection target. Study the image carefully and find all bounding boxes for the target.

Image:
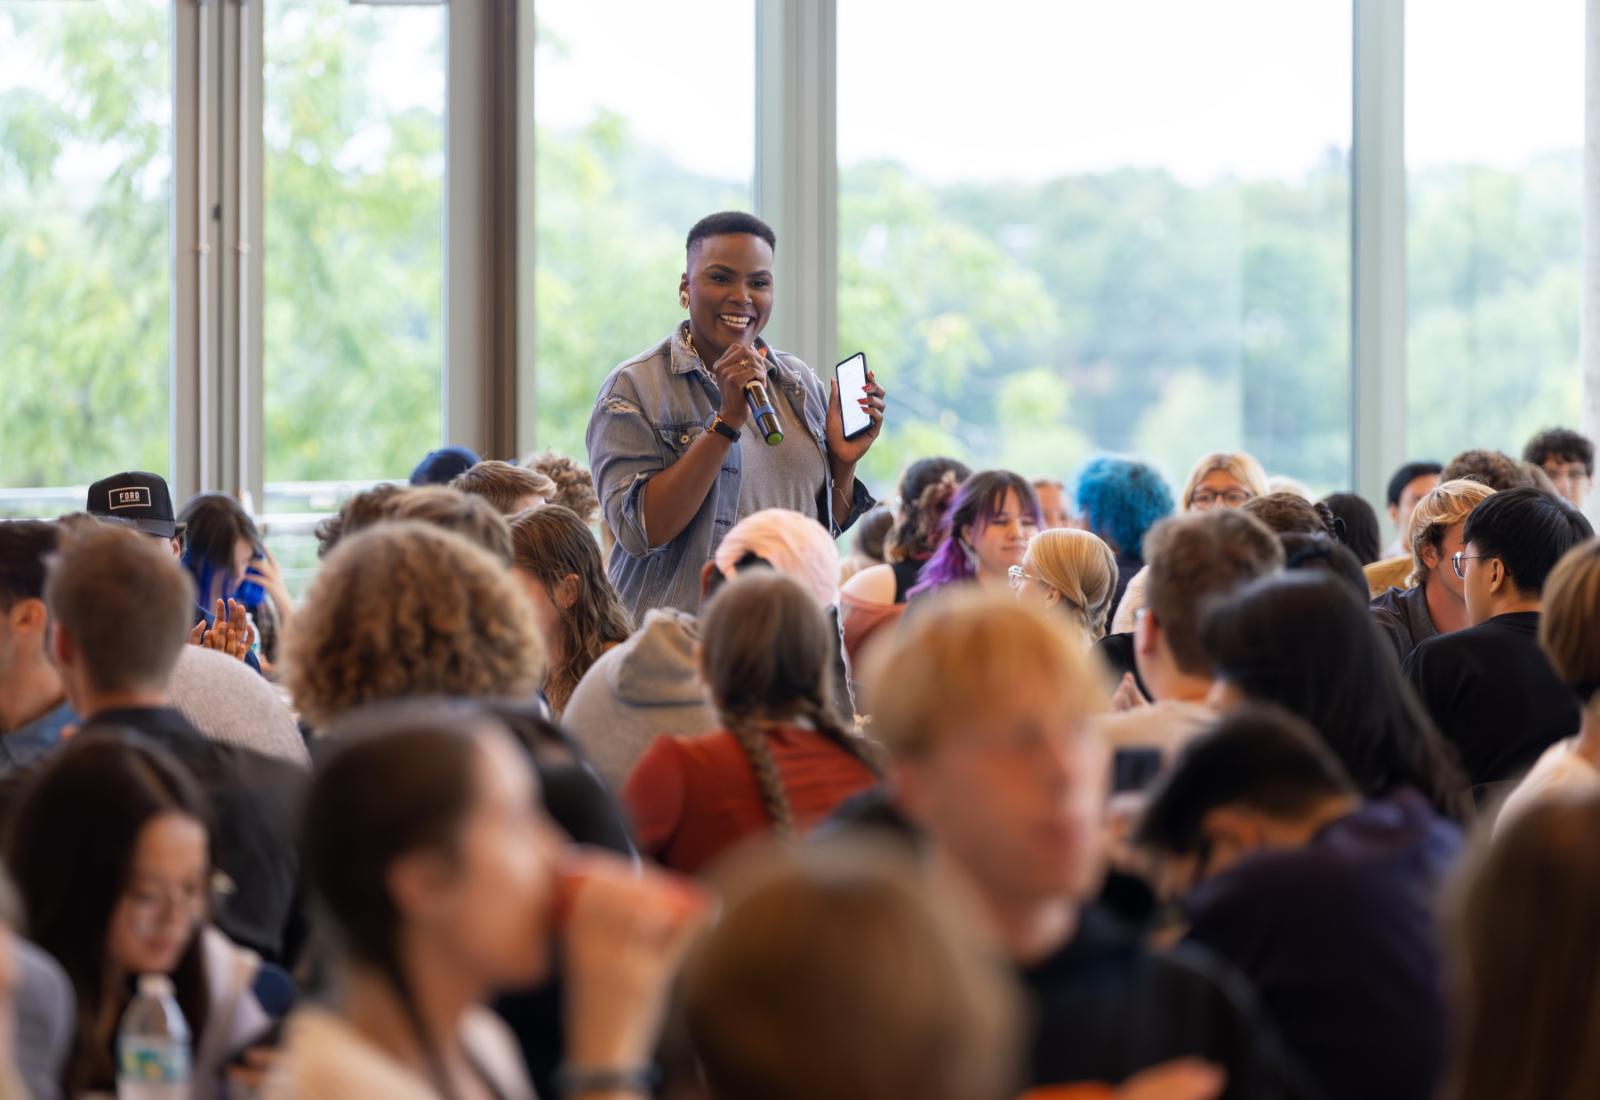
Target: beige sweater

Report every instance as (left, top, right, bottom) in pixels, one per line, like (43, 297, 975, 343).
(168, 646, 309, 766)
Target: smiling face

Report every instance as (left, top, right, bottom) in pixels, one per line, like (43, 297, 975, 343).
(961, 489, 1038, 581)
(681, 233, 775, 364)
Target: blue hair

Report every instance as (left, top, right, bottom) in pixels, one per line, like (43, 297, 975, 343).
(1074, 456, 1175, 561)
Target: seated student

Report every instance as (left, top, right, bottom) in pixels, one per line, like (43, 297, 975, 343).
(1494, 539, 1600, 830)
(1239, 493, 1338, 540)
(623, 573, 879, 875)
(6, 735, 282, 1100)
(1100, 511, 1283, 766)
(1404, 488, 1594, 789)
(1135, 707, 1461, 1100)
(564, 509, 842, 793)
(1010, 528, 1119, 643)
(1370, 479, 1495, 666)
(1523, 426, 1595, 510)
(40, 524, 304, 963)
(906, 470, 1041, 600)
(0, 867, 74, 1100)
(1206, 573, 1470, 821)
(1277, 534, 1368, 604)
(177, 491, 296, 668)
(840, 457, 967, 675)
(1440, 448, 1533, 492)
(523, 451, 600, 526)
(838, 506, 893, 584)
(379, 485, 515, 564)
(0, 521, 76, 777)
(313, 482, 406, 559)
(861, 592, 1291, 1096)
(272, 702, 707, 1100)
(1318, 492, 1380, 565)
(679, 841, 1024, 1100)
(1444, 791, 1600, 1100)
(409, 444, 480, 486)
(1033, 477, 1072, 529)
(1111, 450, 1269, 635)
(509, 506, 633, 718)
(1072, 455, 1174, 626)
(679, 841, 1227, 1100)
(449, 458, 557, 515)
(1381, 461, 1442, 561)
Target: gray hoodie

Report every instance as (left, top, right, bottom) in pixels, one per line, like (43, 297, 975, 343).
(562, 609, 719, 792)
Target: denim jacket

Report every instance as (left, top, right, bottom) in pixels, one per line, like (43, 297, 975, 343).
(587, 323, 875, 617)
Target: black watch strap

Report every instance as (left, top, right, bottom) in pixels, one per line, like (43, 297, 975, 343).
(707, 414, 739, 441)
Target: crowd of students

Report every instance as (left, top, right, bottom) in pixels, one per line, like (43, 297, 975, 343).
(4, 212, 1600, 1100)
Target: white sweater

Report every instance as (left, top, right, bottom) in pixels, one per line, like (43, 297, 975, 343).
(169, 646, 309, 766)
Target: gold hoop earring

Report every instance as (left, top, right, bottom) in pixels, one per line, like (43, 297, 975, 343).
(680, 291, 690, 309)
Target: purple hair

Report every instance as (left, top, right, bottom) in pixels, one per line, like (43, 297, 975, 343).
(907, 470, 1042, 597)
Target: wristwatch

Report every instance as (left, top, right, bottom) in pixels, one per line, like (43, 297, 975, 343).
(707, 413, 739, 441)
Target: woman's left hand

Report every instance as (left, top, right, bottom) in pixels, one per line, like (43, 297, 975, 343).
(826, 368, 886, 467)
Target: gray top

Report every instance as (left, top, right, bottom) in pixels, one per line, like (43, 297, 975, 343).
(736, 384, 828, 520)
(1370, 583, 1437, 667)
(562, 609, 720, 792)
(15, 939, 74, 1100)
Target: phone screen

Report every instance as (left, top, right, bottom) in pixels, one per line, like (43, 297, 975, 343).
(836, 352, 871, 439)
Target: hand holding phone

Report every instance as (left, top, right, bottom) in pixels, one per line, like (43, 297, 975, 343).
(836, 353, 873, 440)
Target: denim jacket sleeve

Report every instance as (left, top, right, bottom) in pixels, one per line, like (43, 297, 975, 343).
(586, 366, 670, 560)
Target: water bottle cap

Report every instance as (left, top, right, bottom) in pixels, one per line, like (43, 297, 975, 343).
(136, 974, 175, 997)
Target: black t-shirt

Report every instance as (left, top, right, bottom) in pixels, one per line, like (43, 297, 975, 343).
(80, 707, 307, 964)
(1183, 789, 1461, 1100)
(1403, 611, 1578, 786)
(1019, 905, 1302, 1098)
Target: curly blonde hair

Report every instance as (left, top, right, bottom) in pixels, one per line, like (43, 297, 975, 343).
(284, 522, 545, 729)
(523, 451, 600, 527)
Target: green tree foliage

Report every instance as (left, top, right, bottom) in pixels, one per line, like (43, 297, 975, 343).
(0, 5, 1582, 507)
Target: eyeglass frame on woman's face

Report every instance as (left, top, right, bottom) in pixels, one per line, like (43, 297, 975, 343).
(1189, 489, 1254, 510)
(1007, 564, 1038, 592)
(1451, 550, 1494, 581)
(122, 871, 233, 936)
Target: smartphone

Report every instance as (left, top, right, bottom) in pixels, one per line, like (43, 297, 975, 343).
(835, 352, 872, 439)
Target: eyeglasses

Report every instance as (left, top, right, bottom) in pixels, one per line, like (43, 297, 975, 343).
(123, 872, 234, 933)
(1451, 551, 1493, 580)
(1189, 489, 1253, 510)
(1007, 565, 1038, 591)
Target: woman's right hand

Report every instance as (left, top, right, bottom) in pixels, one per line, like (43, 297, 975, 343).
(560, 851, 711, 1074)
(711, 343, 767, 428)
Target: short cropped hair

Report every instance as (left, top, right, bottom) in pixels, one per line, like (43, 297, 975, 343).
(864, 590, 1106, 760)
(1462, 488, 1594, 597)
(44, 524, 195, 694)
(1443, 449, 1535, 492)
(687, 211, 776, 256)
(314, 483, 406, 560)
(448, 461, 557, 517)
(0, 520, 60, 609)
(283, 522, 544, 729)
(1524, 428, 1596, 478)
(1142, 511, 1284, 676)
(1386, 461, 1443, 508)
(1134, 705, 1356, 856)
(1540, 540, 1600, 704)
(523, 451, 599, 527)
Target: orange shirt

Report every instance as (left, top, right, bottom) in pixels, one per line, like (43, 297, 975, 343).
(622, 725, 878, 874)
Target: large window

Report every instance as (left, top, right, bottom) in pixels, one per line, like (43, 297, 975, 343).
(838, 0, 1352, 495)
(529, 0, 755, 463)
(1405, 0, 1583, 464)
(0, 0, 172, 515)
(263, 0, 447, 498)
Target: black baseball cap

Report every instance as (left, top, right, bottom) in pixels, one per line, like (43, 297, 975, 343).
(86, 471, 184, 540)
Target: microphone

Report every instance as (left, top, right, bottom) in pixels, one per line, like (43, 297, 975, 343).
(744, 378, 783, 446)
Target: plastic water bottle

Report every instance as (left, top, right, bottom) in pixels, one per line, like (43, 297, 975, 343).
(117, 974, 191, 1100)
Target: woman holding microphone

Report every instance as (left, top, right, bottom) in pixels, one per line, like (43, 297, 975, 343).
(587, 212, 887, 617)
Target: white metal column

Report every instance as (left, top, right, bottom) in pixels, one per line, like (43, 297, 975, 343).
(1352, 0, 1407, 510)
(755, 0, 836, 379)
(1582, 0, 1600, 517)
